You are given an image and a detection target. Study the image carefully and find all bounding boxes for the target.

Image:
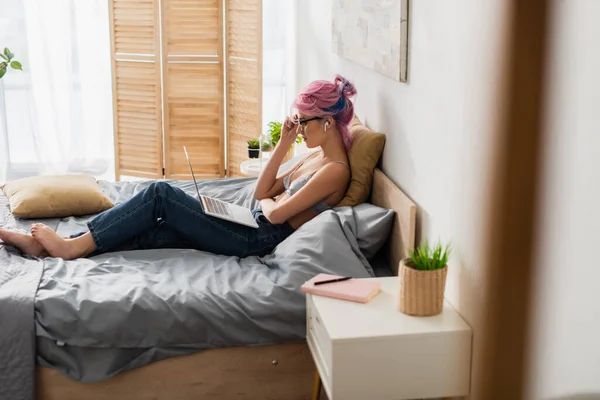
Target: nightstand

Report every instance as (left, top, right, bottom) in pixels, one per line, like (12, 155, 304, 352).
(240, 158, 266, 177)
(306, 276, 472, 400)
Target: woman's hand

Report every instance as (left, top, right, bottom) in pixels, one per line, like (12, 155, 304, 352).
(252, 117, 299, 201)
(259, 198, 280, 223)
(259, 198, 270, 209)
(278, 116, 299, 150)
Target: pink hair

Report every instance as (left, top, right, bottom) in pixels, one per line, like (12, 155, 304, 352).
(292, 75, 357, 150)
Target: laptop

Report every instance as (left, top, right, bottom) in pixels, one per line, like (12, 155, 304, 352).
(183, 146, 259, 229)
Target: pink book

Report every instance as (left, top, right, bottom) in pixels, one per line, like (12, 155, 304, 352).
(301, 274, 381, 304)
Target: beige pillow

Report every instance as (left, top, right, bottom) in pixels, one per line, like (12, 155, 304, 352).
(337, 116, 386, 207)
(0, 175, 114, 219)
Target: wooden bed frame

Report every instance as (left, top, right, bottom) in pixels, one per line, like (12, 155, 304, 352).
(36, 168, 417, 400)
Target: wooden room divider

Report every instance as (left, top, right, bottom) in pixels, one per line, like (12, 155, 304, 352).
(108, 0, 261, 180)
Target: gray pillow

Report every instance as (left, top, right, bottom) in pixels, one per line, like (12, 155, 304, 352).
(267, 209, 375, 277)
(349, 203, 395, 260)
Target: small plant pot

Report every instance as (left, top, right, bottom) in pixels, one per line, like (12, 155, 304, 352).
(397, 258, 448, 316)
(248, 148, 260, 159)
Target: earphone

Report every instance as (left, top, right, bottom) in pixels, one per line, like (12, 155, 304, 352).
(324, 121, 330, 131)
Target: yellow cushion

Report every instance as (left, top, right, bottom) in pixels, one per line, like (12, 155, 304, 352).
(0, 175, 114, 219)
(337, 116, 386, 207)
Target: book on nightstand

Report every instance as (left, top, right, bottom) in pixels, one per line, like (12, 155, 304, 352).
(301, 274, 381, 303)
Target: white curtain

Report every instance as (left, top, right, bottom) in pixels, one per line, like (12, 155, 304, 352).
(263, 0, 303, 152)
(0, 0, 294, 184)
(0, 0, 114, 183)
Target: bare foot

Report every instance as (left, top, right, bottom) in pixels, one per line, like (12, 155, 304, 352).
(30, 224, 80, 260)
(31, 224, 96, 260)
(0, 227, 47, 257)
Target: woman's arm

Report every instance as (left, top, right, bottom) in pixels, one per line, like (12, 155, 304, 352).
(253, 117, 302, 200)
(259, 163, 350, 224)
(253, 140, 292, 200)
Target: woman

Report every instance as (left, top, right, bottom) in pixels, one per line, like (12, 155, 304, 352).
(0, 75, 356, 260)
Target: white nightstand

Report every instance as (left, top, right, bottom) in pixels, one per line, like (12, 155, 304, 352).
(240, 158, 266, 177)
(306, 276, 472, 400)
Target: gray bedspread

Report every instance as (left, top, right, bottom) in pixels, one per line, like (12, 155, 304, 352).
(1, 176, 376, 397)
(0, 193, 46, 400)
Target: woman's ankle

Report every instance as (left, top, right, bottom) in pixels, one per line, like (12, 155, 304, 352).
(71, 233, 97, 257)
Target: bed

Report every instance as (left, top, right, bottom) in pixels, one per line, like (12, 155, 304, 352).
(0, 168, 416, 400)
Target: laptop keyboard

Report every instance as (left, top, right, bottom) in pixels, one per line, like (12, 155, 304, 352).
(203, 196, 234, 218)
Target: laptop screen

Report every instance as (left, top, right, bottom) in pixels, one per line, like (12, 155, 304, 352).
(183, 146, 202, 201)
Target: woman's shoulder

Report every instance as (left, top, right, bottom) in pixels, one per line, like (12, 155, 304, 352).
(320, 155, 350, 172)
(311, 159, 351, 185)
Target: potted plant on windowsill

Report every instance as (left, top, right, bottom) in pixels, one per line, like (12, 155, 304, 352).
(398, 241, 452, 316)
(247, 139, 260, 159)
(0, 47, 23, 79)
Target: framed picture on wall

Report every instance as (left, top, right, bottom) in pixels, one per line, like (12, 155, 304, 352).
(332, 0, 409, 82)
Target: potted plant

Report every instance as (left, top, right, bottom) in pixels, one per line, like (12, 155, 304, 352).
(267, 120, 302, 162)
(247, 139, 260, 159)
(261, 141, 272, 152)
(267, 120, 303, 149)
(398, 241, 452, 316)
(0, 47, 23, 79)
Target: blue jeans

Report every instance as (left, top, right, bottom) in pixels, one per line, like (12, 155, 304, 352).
(80, 182, 294, 257)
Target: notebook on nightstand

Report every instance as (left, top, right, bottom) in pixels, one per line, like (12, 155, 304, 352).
(301, 274, 381, 304)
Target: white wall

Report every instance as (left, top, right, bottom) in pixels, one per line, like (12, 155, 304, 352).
(527, 1, 600, 399)
(295, 1, 509, 396)
(296, 1, 600, 399)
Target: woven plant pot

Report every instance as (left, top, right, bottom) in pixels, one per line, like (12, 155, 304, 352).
(398, 258, 448, 316)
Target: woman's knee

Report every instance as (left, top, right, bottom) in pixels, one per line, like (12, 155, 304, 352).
(147, 181, 171, 196)
(148, 181, 185, 201)
(142, 182, 169, 203)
